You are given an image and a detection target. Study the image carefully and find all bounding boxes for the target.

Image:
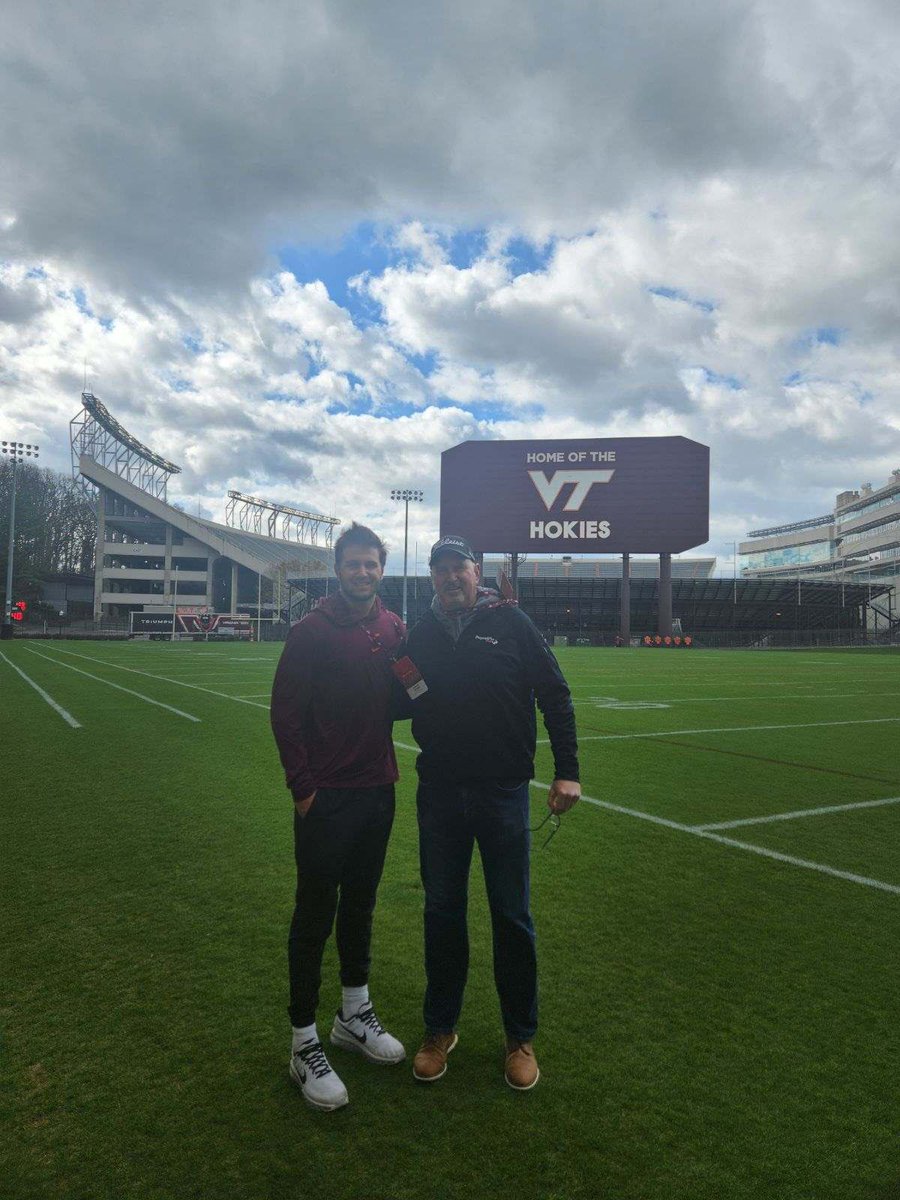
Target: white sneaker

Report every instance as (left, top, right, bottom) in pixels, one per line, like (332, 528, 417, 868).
(330, 1003, 406, 1064)
(289, 1039, 349, 1111)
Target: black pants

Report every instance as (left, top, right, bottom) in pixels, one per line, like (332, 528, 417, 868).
(287, 784, 395, 1028)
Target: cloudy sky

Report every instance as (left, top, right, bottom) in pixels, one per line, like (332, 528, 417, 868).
(3, 0, 899, 572)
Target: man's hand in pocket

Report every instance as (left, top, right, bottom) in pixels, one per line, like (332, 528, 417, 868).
(294, 792, 317, 818)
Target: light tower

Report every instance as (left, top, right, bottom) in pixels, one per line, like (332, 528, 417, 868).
(1, 440, 39, 639)
(390, 488, 423, 625)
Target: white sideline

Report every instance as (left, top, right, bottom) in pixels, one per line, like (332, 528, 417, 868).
(540, 716, 900, 743)
(693, 796, 900, 831)
(32, 645, 269, 709)
(24, 647, 201, 722)
(391, 741, 900, 896)
(0, 651, 82, 728)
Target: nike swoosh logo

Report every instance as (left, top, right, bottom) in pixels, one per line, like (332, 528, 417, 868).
(343, 1025, 367, 1044)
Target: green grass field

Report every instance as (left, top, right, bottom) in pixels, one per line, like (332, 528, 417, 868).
(2, 639, 899, 1200)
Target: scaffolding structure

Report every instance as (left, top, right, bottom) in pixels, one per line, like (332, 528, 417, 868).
(70, 392, 180, 499)
(225, 491, 340, 547)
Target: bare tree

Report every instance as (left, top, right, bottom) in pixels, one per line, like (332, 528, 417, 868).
(0, 461, 96, 595)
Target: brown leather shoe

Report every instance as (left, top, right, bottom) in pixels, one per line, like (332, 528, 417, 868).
(504, 1040, 540, 1090)
(412, 1032, 458, 1081)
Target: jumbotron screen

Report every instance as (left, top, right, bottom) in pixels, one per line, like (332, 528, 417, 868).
(440, 436, 709, 555)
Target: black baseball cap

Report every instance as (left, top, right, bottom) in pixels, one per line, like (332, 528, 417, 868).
(429, 535, 477, 566)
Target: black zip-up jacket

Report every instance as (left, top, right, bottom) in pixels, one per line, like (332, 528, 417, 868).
(401, 599, 579, 785)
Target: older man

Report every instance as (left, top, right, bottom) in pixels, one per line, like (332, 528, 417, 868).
(399, 535, 580, 1090)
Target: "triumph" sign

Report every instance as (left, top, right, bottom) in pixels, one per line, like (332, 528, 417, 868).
(439, 436, 709, 554)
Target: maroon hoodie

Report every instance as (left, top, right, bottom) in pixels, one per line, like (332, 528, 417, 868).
(270, 593, 405, 801)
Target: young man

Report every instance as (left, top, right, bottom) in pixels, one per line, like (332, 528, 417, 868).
(271, 522, 406, 1111)
(401, 535, 580, 1091)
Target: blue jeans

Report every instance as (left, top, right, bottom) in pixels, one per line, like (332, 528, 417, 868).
(416, 779, 537, 1042)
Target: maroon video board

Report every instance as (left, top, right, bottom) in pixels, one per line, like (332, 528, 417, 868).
(440, 436, 709, 554)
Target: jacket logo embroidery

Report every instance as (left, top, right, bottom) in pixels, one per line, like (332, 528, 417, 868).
(474, 635, 499, 645)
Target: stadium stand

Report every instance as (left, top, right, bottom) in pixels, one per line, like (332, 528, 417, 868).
(298, 572, 889, 648)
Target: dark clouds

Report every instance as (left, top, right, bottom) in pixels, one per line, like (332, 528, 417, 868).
(0, 278, 46, 324)
(0, 0, 845, 295)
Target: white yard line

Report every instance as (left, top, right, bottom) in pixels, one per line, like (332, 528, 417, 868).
(0, 651, 82, 728)
(141, 674, 260, 681)
(390, 740, 900, 895)
(24, 648, 201, 722)
(35, 645, 268, 709)
(532, 781, 900, 897)
(693, 796, 900, 831)
(541, 717, 900, 743)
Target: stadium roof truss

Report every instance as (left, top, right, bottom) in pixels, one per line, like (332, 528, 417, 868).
(70, 392, 335, 598)
(225, 490, 340, 548)
(71, 391, 180, 500)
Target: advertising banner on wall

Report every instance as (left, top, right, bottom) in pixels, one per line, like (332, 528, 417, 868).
(440, 436, 709, 554)
(130, 612, 253, 639)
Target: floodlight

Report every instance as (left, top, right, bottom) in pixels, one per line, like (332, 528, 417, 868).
(390, 488, 424, 624)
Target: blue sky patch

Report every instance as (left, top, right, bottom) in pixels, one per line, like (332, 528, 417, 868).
(70, 285, 113, 329)
(278, 224, 554, 330)
(815, 326, 842, 345)
(447, 229, 551, 277)
(406, 350, 438, 376)
(262, 389, 301, 403)
(434, 397, 525, 423)
(502, 236, 553, 277)
(72, 287, 91, 316)
(648, 285, 716, 313)
(71, 284, 91, 314)
(700, 367, 743, 390)
(794, 326, 844, 351)
(278, 221, 395, 326)
(447, 228, 487, 269)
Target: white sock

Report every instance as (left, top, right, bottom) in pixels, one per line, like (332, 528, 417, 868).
(341, 985, 369, 1018)
(291, 1023, 318, 1051)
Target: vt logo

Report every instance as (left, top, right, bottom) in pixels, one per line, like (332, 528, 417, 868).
(527, 469, 615, 512)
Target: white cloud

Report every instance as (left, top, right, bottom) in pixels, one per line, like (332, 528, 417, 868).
(3, 0, 900, 569)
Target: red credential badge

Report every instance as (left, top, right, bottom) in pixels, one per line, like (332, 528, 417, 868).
(392, 655, 428, 699)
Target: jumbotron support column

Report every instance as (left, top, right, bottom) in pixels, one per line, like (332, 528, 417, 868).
(509, 552, 519, 599)
(658, 552, 673, 637)
(620, 552, 630, 644)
